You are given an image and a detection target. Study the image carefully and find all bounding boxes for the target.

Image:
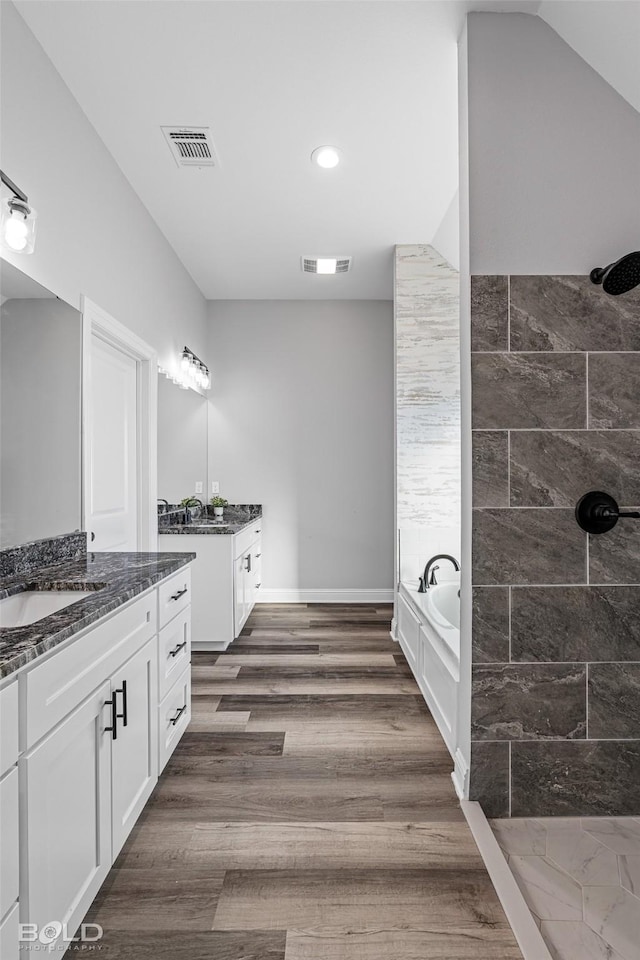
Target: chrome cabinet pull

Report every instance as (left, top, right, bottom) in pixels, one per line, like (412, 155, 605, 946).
(115, 680, 128, 727)
(169, 640, 187, 658)
(170, 587, 188, 601)
(255, 553, 261, 558)
(244, 555, 252, 572)
(170, 704, 187, 726)
(104, 697, 118, 740)
(256, 583, 261, 589)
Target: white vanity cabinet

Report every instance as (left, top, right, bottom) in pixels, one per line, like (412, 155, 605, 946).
(0, 680, 19, 960)
(0, 562, 191, 958)
(159, 518, 262, 650)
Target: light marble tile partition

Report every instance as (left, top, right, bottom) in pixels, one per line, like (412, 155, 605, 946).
(394, 245, 461, 585)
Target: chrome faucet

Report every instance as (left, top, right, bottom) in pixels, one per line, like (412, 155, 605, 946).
(418, 554, 460, 593)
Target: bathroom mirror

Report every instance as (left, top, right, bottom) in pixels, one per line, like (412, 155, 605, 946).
(157, 374, 208, 505)
(0, 259, 83, 549)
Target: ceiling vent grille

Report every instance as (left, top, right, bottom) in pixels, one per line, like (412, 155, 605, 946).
(302, 257, 352, 274)
(161, 126, 218, 167)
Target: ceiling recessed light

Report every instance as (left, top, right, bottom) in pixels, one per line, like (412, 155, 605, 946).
(316, 258, 337, 274)
(311, 145, 341, 169)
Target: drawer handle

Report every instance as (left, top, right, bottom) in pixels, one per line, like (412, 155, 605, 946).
(104, 697, 118, 740)
(244, 555, 252, 573)
(170, 704, 187, 726)
(170, 587, 188, 602)
(115, 680, 128, 727)
(256, 583, 261, 589)
(255, 553, 261, 558)
(169, 640, 188, 658)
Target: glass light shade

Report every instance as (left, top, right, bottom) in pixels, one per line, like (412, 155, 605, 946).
(0, 197, 37, 254)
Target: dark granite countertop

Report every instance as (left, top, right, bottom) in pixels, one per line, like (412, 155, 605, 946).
(0, 551, 195, 679)
(158, 503, 262, 536)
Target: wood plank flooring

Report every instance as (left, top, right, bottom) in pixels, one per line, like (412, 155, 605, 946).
(86, 604, 522, 959)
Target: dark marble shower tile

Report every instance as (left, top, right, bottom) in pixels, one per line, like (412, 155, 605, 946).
(511, 586, 640, 662)
(510, 275, 640, 352)
(471, 663, 586, 741)
(589, 664, 640, 740)
(471, 276, 509, 351)
(472, 509, 586, 585)
(589, 515, 640, 584)
(509, 430, 640, 507)
(469, 741, 510, 818)
(472, 432, 509, 507)
(589, 353, 640, 429)
(472, 587, 510, 663)
(511, 740, 640, 816)
(472, 354, 586, 429)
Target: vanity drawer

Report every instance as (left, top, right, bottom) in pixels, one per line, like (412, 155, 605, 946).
(158, 567, 191, 629)
(0, 767, 19, 921)
(24, 592, 157, 748)
(158, 608, 191, 701)
(234, 520, 262, 562)
(158, 665, 191, 773)
(0, 681, 18, 777)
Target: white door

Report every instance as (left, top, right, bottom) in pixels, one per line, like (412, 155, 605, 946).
(21, 682, 112, 954)
(111, 638, 158, 859)
(86, 335, 138, 551)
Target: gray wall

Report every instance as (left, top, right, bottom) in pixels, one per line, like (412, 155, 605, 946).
(1, 299, 82, 547)
(469, 275, 640, 818)
(0, 3, 207, 366)
(207, 300, 394, 595)
(467, 12, 640, 275)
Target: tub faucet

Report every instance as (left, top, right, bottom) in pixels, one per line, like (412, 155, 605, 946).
(419, 554, 460, 593)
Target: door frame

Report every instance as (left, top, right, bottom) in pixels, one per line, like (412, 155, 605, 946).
(81, 297, 158, 552)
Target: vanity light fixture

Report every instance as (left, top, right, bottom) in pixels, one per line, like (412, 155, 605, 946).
(0, 171, 37, 254)
(158, 347, 210, 393)
(311, 145, 341, 169)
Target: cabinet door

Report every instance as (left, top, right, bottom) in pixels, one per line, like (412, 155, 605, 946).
(234, 553, 247, 636)
(111, 638, 158, 859)
(21, 682, 112, 953)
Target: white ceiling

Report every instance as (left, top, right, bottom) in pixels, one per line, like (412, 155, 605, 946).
(14, 1, 639, 301)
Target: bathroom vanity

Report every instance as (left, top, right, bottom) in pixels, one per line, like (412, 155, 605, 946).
(0, 538, 194, 958)
(158, 505, 262, 650)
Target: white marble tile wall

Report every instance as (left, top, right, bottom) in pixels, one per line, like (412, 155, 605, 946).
(395, 244, 461, 578)
(492, 816, 640, 960)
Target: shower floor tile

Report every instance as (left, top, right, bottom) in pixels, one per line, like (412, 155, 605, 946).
(491, 816, 640, 960)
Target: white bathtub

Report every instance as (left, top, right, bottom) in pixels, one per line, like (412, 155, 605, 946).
(396, 580, 460, 759)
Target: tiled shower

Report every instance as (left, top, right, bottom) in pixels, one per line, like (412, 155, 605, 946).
(468, 275, 640, 818)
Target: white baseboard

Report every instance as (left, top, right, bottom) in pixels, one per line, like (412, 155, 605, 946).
(451, 748, 469, 801)
(255, 589, 394, 604)
(192, 640, 232, 652)
(461, 801, 553, 960)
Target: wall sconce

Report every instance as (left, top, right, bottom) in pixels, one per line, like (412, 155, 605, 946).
(158, 346, 210, 393)
(0, 171, 37, 254)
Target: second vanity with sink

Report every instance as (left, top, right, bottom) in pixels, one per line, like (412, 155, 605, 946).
(158, 503, 262, 650)
(0, 534, 194, 959)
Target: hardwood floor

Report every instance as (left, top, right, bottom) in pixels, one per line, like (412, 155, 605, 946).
(87, 604, 522, 959)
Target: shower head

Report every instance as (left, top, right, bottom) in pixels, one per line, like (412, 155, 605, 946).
(590, 251, 640, 295)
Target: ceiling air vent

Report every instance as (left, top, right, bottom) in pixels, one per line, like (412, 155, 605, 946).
(302, 257, 352, 275)
(161, 126, 218, 167)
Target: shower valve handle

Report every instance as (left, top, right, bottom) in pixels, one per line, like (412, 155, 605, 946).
(576, 491, 640, 535)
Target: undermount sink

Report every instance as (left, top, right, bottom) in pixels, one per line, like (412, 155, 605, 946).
(0, 590, 94, 628)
